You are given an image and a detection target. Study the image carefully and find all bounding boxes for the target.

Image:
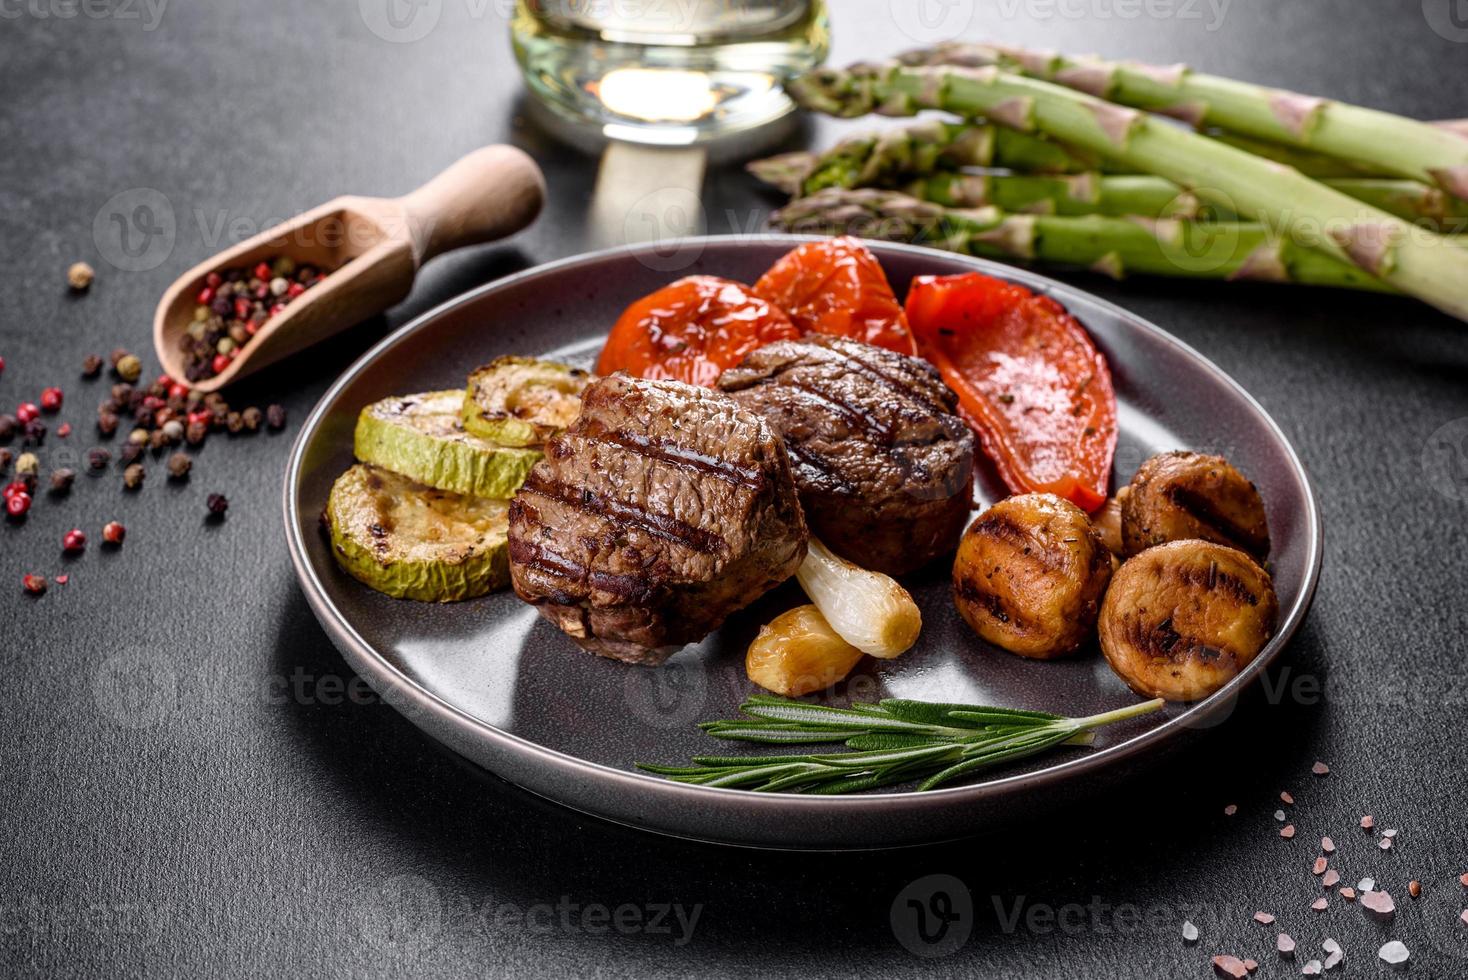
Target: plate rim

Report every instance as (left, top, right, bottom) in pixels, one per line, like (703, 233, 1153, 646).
(283, 235, 1323, 824)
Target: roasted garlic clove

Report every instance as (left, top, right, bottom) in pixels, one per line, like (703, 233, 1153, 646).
(746, 604, 866, 697)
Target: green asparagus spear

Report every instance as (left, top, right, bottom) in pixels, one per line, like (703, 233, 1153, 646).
(901, 172, 1209, 219)
(899, 43, 1468, 202)
(770, 188, 1393, 293)
(788, 62, 1468, 321)
(746, 118, 1106, 195)
(898, 171, 1467, 232)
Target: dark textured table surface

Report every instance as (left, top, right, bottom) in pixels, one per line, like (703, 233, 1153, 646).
(4, 2, 1468, 977)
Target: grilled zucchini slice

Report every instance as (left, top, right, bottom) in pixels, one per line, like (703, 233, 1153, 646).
(325, 464, 509, 601)
(460, 357, 591, 447)
(354, 390, 540, 498)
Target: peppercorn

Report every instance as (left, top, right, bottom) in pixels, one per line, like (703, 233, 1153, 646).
(123, 463, 145, 489)
(266, 404, 286, 430)
(0, 414, 14, 441)
(49, 468, 76, 493)
(22, 419, 46, 445)
(109, 348, 129, 367)
(67, 262, 95, 290)
(22, 573, 46, 596)
(185, 420, 207, 446)
(240, 406, 263, 432)
(86, 447, 111, 471)
(119, 443, 144, 466)
(82, 353, 104, 378)
(110, 382, 134, 405)
(133, 406, 155, 430)
(0, 448, 10, 472)
(127, 389, 146, 413)
(210, 406, 228, 429)
(161, 419, 184, 443)
(206, 493, 229, 516)
(115, 354, 142, 383)
(62, 528, 86, 553)
(39, 387, 63, 412)
(148, 429, 167, 451)
(226, 411, 244, 434)
(128, 428, 149, 446)
(57, 423, 71, 438)
(16, 402, 39, 424)
(6, 491, 31, 518)
(167, 452, 192, 479)
(15, 452, 38, 477)
(97, 410, 119, 436)
(102, 520, 125, 545)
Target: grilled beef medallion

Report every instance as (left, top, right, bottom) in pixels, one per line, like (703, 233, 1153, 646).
(507, 374, 808, 665)
(717, 336, 974, 576)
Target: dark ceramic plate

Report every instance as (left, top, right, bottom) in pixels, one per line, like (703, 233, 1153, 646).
(283, 237, 1321, 850)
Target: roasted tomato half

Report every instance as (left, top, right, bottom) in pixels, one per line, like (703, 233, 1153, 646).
(597, 275, 801, 387)
(754, 236, 917, 355)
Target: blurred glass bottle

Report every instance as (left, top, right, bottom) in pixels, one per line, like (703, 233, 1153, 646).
(513, 0, 828, 147)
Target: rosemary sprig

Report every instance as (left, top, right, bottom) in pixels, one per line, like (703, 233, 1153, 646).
(637, 695, 1165, 793)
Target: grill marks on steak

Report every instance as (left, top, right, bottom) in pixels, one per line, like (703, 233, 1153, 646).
(508, 375, 807, 664)
(718, 336, 975, 576)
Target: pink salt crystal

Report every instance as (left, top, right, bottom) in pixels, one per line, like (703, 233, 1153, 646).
(1321, 836, 1335, 853)
(1280, 791, 1294, 804)
(1224, 804, 1238, 816)
(1312, 761, 1329, 776)
(1254, 911, 1275, 925)
(1313, 857, 1328, 875)
(1360, 889, 1395, 919)
(1213, 954, 1248, 978)
(1379, 837, 1393, 851)
(1277, 933, 1296, 955)
(1244, 959, 1258, 973)
(1302, 959, 1322, 975)
(1360, 815, 1374, 830)
(1323, 870, 1340, 888)
(1324, 949, 1343, 970)
(1339, 887, 1356, 901)
(1281, 824, 1296, 839)
(1459, 872, 1468, 887)
(1312, 897, 1329, 911)
(1460, 909, 1468, 926)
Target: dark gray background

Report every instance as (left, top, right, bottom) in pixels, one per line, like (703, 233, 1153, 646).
(3, 1, 1468, 977)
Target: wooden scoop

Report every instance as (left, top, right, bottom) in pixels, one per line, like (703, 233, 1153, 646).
(153, 145, 545, 391)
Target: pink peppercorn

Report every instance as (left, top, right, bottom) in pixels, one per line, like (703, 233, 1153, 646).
(62, 528, 86, 553)
(39, 387, 63, 412)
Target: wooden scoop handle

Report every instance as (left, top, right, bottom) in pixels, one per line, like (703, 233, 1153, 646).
(399, 145, 546, 265)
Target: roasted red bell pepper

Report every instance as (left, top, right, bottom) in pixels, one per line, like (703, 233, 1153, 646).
(905, 272, 1117, 511)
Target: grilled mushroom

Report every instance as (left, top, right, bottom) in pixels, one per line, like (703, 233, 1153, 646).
(1093, 485, 1129, 556)
(952, 493, 1113, 659)
(1099, 540, 1278, 701)
(1121, 451, 1270, 559)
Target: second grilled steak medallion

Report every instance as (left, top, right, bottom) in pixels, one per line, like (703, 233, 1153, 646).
(507, 375, 808, 665)
(717, 336, 975, 575)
